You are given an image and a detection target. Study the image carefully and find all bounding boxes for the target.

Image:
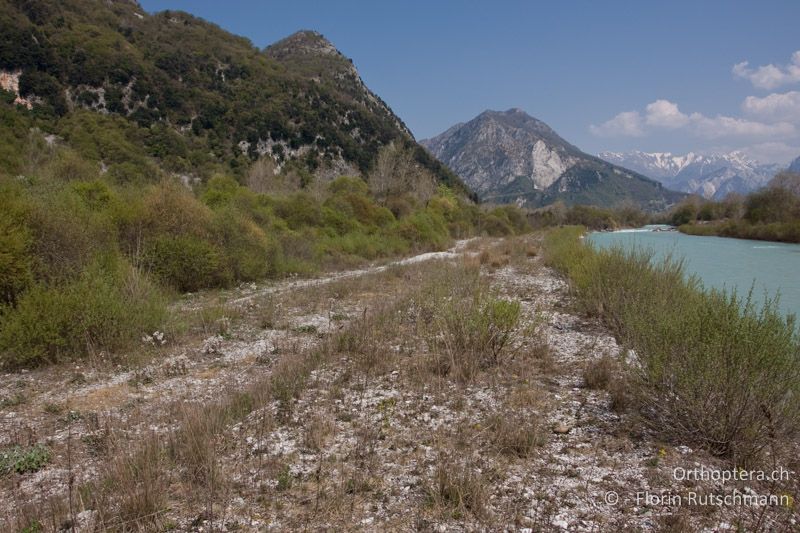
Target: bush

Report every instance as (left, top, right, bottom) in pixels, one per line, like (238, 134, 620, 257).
(212, 209, 273, 281)
(273, 192, 323, 229)
(481, 213, 513, 236)
(26, 185, 116, 282)
(422, 263, 521, 382)
(392, 210, 451, 251)
(0, 258, 166, 368)
(544, 227, 800, 465)
(745, 187, 799, 224)
(143, 234, 229, 292)
(0, 189, 33, 305)
(140, 180, 215, 239)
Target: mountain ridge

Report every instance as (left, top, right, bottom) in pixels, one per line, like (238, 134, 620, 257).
(599, 150, 781, 199)
(422, 109, 683, 210)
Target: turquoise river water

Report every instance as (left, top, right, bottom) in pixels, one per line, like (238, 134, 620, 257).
(588, 227, 800, 320)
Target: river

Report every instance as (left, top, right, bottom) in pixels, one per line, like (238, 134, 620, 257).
(588, 226, 800, 320)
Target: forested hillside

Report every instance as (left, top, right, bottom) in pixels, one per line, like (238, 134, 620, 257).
(0, 0, 468, 191)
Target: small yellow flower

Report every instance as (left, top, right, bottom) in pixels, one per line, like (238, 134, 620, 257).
(658, 448, 667, 458)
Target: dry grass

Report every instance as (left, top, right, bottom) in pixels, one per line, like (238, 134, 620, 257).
(427, 454, 488, 520)
(582, 352, 619, 390)
(485, 411, 547, 458)
(303, 412, 335, 452)
(475, 236, 540, 271)
(83, 434, 171, 532)
(417, 262, 522, 382)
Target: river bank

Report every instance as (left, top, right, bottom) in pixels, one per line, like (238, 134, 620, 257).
(679, 220, 800, 244)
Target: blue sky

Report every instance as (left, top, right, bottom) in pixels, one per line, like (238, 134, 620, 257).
(139, 0, 800, 163)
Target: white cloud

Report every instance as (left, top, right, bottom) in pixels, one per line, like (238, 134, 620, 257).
(589, 111, 644, 137)
(732, 50, 800, 90)
(591, 99, 794, 140)
(738, 142, 800, 165)
(742, 91, 800, 123)
(688, 112, 794, 139)
(645, 99, 690, 128)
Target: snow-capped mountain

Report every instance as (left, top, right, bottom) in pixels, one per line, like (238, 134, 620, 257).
(598, 151, 781, 199)
(789, 155, 800, 173)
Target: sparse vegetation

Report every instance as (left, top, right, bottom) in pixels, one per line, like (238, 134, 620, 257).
(427, 455, 488, 520)
(485, 410, 546, 458)
(419, 262, 522, 382)
(582, 352, 619, 390)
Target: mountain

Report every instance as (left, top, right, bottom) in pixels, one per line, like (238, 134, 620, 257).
(789, 156, 800, 173)
(421, 109, 682, 210)
(0, 0, 468, 196)
(598, 151, 780, 199)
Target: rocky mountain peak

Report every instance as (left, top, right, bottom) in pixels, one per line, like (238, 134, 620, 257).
(423, 110, 682, 209)
(265, 29, 411, 138)
(265, 30, 340, 60)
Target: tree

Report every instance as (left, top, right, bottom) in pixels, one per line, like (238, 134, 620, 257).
(769, 171, 800, 197)
(369, 141, 436, 204)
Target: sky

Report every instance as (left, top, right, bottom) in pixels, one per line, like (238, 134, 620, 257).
(138, 0, 800, 164)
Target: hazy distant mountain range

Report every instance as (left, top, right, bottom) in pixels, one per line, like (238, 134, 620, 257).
(421, 109, 682, 210)
(598, 151, 782, 199)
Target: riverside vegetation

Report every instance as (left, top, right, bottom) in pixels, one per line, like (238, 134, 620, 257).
(544, 226, 800, 466)
(0, 0, 531, 369)
(668, 170, 800, 243)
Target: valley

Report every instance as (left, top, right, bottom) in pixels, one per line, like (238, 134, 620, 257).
(1, 1, 799, 532)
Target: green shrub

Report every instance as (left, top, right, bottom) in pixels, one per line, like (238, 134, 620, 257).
(26, 185, 117, 282)
(421, 263, 521, 381)
(0, 444, 51, 475)
(481, 213, 514, 236)
(0, 258, 166, 368)
(0, 189, 33, 305)
(544, 227, 800, 465)
(140, 180, 215, 239)
(71, 179, 115, 211)
(42, 149, 100, 182)
(273, 192, 323, 229)
(392, 210, 451, 251)
(316, 230, 408, 264)
(143, 234, 229, 292)
(201, 174, 241, 209)
(212, 209, 273, 281)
